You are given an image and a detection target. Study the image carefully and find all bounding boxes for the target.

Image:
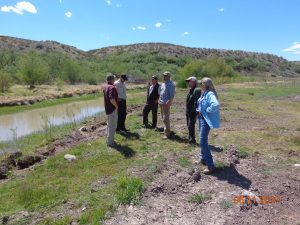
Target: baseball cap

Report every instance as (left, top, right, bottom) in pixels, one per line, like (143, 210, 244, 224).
(163, 71, 171, 76)
(185, 76, 197, 82)
(151, 75, 158, 80)
(106, 74, 116, 82)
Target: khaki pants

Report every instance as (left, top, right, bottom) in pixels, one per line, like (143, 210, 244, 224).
(107, 109, 118, 145)
(160, 104, 171, 136)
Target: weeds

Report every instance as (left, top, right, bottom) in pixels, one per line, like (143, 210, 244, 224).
(115, 176, 144, 205)
(219, 199, 232, 210)
(178, 156, 192, 168)
(188, 193, 212, 204)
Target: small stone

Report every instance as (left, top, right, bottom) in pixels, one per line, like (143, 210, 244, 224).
(242, 190, 260, 205)
(293, 164, 300, 167)
(64, 154, 77, 162)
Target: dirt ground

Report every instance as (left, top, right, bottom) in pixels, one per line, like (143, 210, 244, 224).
(104, 97, 300, 225)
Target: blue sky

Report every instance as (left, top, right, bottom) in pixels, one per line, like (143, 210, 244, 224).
(0, 0, 300, 60)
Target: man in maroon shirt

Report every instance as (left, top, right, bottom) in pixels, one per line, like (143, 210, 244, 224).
(103, 74, 119, 147)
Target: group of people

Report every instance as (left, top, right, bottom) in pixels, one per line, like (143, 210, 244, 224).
(103, 72, 220, 175)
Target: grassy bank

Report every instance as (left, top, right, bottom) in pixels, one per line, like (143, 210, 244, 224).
(0, 79, 299, 224)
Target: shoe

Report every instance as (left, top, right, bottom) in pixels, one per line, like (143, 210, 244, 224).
(203, 168, 215, 175)
(200, 159, 207, 166)
(162, 135, 170, 140)
(107, 142, 117, 148)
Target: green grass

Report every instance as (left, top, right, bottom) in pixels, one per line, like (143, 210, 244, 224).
(188, 193, 212, 204)
(115, 176, 144, 205)
(178, 156, 192, 168)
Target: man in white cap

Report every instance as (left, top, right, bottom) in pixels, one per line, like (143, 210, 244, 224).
(185, 76, 201, 145)
(159, 71, 176, 139)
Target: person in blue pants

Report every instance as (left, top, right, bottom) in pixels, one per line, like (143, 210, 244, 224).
(196, 77, 220, 175)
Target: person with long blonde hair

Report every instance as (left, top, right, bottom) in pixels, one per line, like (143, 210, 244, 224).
(196, 77, 220, 175)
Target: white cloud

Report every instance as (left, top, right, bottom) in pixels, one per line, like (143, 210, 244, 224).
(218, 8, 225, 12)
(137, 26, 146, 30)
(59, 0, 62, 3)
(183, 31, 190, 35)
(65, 11, 72, 18)
(282, 42, 300, 54)
(0, 1, 37, 15)
(116, 3, 122, 7)
(132, 26, 146, 31)
(105, 0, 112, 6)
(155, 22, 162, 28)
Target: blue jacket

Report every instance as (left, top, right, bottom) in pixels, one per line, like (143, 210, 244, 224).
(196, 91, 220, 129)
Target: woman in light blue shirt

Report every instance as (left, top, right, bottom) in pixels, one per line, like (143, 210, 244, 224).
(196, 77, 220, 175)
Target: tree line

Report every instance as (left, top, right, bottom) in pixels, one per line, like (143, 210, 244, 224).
(0, 49, 298, 93)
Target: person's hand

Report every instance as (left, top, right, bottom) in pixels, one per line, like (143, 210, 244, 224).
(198, 111, 202, 118)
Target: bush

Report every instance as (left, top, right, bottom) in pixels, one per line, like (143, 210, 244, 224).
(18, 51, 49, 89)
(115, 176, 144, 205)
(54, 77, 64, 91)
(294, 64, 300, 74)
(177, 58, 239, 87)
(0, 70, 12, 92)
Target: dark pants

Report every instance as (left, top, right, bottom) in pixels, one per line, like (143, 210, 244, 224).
(143, 103, 158, 128)
(186, 113, 197, 144)
(117, 99, 127, 131)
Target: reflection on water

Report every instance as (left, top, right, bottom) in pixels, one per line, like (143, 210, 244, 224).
(0, 99, 104, 142)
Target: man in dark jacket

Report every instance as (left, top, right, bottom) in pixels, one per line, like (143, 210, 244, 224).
(186, 76, 201, 145)
(142, 75, 160, 129)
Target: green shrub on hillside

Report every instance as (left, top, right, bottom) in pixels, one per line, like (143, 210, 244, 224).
(18, 51, 50, 89)
(177, 58, 239, 87)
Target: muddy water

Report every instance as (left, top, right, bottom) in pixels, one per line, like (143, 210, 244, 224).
(0, 99, 104, 142)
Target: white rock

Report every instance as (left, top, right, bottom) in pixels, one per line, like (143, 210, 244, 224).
(64, 154, 76, 162)
(294, 164, 300, 167)
(242, 190, 260, 204)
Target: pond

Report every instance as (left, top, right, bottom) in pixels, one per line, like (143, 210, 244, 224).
(0, 99, 104, 142)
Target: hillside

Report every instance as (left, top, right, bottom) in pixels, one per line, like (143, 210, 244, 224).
(0, 35, 299, 83)
(0, 36, 87, 58)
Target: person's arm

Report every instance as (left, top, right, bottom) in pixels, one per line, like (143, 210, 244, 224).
(110, 99, 118, 110)
(196, 98, 202, 117)
(166, 83, 175, 107)
(109, 88, 118, 110)
(206, 92, 219, 113)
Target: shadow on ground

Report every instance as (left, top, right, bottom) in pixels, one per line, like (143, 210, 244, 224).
(113, 144, 136, 158)
(118, 131, 140, 140)
(212, 166, 251, 190)
(209, 145, 224, 152)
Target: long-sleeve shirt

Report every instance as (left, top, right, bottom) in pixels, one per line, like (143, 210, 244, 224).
(114, 79, 126, 100)
(159, 80, 176, 104)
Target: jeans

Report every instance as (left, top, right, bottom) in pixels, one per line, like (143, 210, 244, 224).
(186, 114, 196, 143)
(143, 103, 158, 128)
(117, 99, 127, 131)
(199, 117, 214, 169)
(107, 109, 118, 145)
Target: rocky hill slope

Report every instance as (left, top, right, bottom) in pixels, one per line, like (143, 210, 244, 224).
(0, 35, 298, 77)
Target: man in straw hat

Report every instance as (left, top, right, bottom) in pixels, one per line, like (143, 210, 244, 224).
(159, 71, 176, 139)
